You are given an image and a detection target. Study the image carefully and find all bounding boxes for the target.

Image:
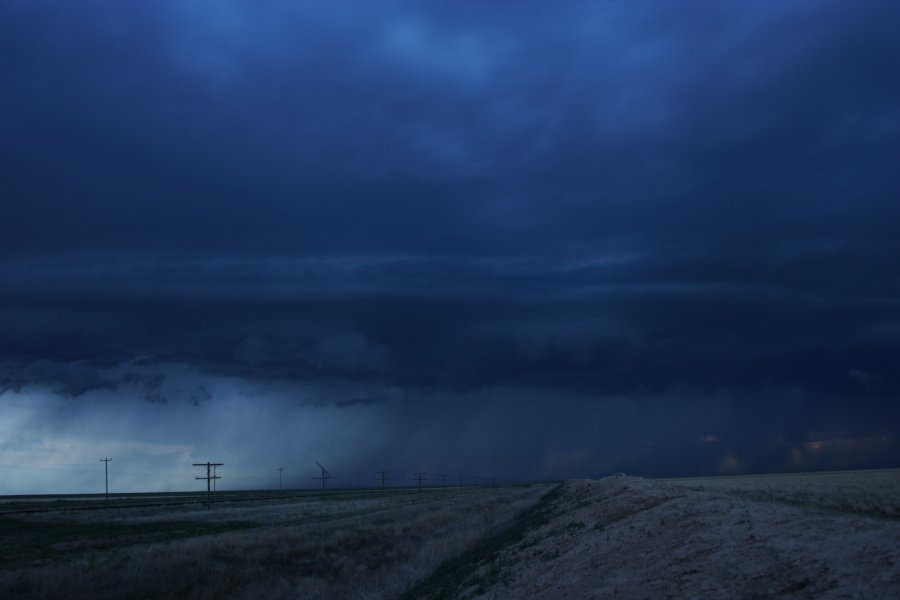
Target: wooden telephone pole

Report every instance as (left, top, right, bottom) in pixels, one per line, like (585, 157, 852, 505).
(193, 462, 223, 507)
(313, 461, 331, 489)
(99, 457, 112, 501)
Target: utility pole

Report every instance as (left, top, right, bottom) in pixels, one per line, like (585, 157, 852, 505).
(375, 470, 390, 489)
(277, 467, 285, 492)
(413, 472, 427, 492)
(193, 462, 223, 507)
(439, 473, 449, 486)
(313, 461, 331, 489)
(458, 475, 465, 487)
(99, 457, 112, 501)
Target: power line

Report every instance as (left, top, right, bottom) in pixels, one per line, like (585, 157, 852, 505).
(413, 472, 427, 492)
(0, 464, 98, 474)
(313, 461, 331, 489)
(375, 470, 390, 488)
(193, 462, 223, 507)
(99, 457, 112, 501)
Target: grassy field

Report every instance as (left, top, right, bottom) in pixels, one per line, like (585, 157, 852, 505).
(0, 485, 550, 599)
(660, 468, 900, 518)
(0, 488, 434, 514)
(410, 476, 900, 599)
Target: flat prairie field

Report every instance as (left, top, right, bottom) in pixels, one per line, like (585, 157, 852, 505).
(406, 473, 900, 598)
(0, 486, 548, 599)
(660, 468, 900, 518)
(3, 472, 899, 599)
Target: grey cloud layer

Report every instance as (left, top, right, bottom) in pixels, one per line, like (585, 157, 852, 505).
(1, 1, 899, 477)
(4, 1, 898, 256)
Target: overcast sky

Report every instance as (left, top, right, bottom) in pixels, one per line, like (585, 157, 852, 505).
(1, 1, 898, 494)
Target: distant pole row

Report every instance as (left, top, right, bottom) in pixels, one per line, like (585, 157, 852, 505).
(299, 464, 518, 492)
(93, 457, 519, 499)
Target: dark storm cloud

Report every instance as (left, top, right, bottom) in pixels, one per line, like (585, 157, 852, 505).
(1, 0, 899, 479)
(4, 0, 895, 258)
(0, 359, 117, 398)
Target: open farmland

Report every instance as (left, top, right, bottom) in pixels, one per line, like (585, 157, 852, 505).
(0, 485, 548, 599)
(3, 471, 899, 599)
(661, 468, 900, 518)
(407, 473, 900, 598)
(0, 488, 420, 515)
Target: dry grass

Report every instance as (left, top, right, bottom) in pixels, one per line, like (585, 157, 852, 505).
(435, 477, 900, 599)
(660, 468, 900, 518)
(0, 486, 549, 599)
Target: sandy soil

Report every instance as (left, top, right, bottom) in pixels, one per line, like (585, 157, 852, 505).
(462, 477, 900, 599)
